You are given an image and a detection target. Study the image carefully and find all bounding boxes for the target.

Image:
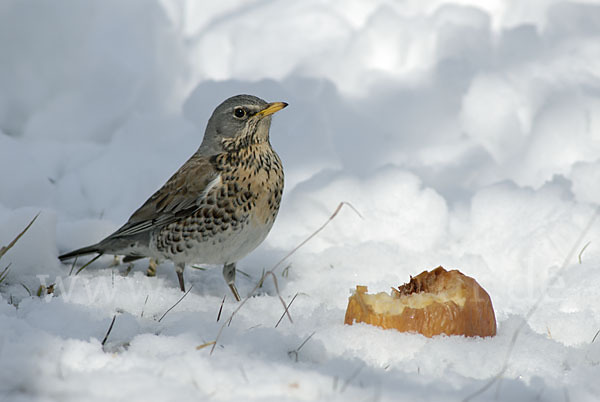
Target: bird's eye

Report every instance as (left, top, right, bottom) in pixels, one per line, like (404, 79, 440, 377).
(233, 107, 246, 118)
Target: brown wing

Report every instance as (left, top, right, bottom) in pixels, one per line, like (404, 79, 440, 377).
(111, 154, 219, 238)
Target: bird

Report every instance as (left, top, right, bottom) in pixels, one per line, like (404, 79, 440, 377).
(59, 94, 287, 301)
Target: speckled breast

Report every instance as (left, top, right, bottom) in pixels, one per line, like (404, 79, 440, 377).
(152, 143, 284, 265)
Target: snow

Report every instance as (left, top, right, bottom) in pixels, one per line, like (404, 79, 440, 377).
(1, 0, 600, 401)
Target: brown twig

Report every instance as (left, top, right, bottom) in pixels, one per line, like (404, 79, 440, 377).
(236, 269, 251, 279)
(288, 331, 316, 362)
(158, 286, 193, 323)
(275, 293, 299, 328)
(102, 315, 117, 346)
(591, 329, 600, 344)
(20, 283, 32, 296)
(75, 253, 102, 275)
(0, 213, 39, 260)
(141, 295, 149, 318)
(68, 256, 79, 276)
(196, 341, 216, 350)
(266, 270, 293, 324)
(217, 295, 226, 322)
(210, 202, 360, 354)
(0, 263, 11, 285)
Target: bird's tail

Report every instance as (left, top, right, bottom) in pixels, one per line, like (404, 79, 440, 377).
(59, 244, 103, 262)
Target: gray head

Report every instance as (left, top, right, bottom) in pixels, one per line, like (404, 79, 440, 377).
(199, 94, 288, 154)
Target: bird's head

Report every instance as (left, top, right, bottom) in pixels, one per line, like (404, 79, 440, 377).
(200, 94, 288, 153)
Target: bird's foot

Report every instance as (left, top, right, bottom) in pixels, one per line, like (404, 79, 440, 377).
(228, 283, 241, 302)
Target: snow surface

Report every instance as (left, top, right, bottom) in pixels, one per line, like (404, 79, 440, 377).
(1, 0, 600, 401)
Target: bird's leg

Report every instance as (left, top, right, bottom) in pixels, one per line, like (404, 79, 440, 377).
(146, 258, 158, 277)
(110, 255, 120, 267)
(223, 263, 241, 301)
(176, 263, 186, 292)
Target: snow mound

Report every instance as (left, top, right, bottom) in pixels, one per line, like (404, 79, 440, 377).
(1, 1, 600, 401)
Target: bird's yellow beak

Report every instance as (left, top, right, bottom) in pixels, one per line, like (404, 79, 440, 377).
(258, 102, 288, 117)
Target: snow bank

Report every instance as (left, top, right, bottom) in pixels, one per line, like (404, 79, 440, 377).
(1, 0, 600, 401)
